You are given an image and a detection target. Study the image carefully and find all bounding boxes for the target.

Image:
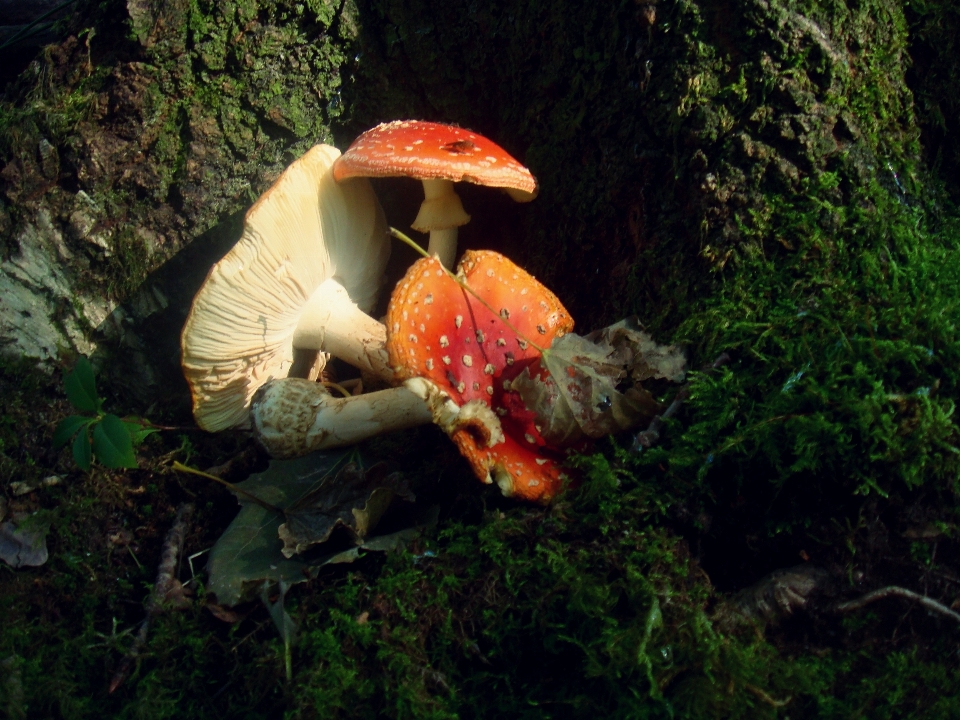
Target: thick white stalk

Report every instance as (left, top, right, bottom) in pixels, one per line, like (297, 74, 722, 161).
(251, 378, 433, 458)
(293, 278, 393, 381)
(426, 227, 459, 269)
(411, 178, 469, 268)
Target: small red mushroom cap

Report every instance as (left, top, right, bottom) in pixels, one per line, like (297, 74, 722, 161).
(333, 120, 539, 201)
(386, 250, 573, 502)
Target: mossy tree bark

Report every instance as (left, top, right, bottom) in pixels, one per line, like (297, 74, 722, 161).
(1, 0, 960, 714)
(2, 0, 958, 490)
(0, 0, 359, 400)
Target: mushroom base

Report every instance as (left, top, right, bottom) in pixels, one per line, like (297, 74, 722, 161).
(251, 378, 433, 458)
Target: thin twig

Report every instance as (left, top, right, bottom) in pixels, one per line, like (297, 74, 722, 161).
(108, 503, 194, 693)
(172, 461, 281, 513)
(745, 682, 791, 708)
(319, 380, 353, 398)
(632, 352, 730, 452)
(833, 586, 960, 625)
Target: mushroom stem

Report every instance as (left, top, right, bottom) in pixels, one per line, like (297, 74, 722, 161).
(251, 378, 433, 458)
(293, 279, 393, 382)
(426, 227, 459, 269)
(412, 178, 470, 268)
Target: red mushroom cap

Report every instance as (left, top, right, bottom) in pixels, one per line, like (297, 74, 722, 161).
(386, 250, 574, 502)
(333, 120, 538, 201)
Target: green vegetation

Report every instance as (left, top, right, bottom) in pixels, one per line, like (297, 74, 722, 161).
(345, 0, 960, 546)
(2, 0, 960, 716)
(52, 356, 156, 470)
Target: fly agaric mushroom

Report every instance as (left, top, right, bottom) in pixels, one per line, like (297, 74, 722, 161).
(385, 250, 574, 502)
(332, 121, 538, 268)
(181, 144, 392, 432)
(250, 378, 433, 458)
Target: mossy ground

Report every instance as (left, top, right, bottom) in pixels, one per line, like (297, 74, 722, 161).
(3, 0, 960, 717)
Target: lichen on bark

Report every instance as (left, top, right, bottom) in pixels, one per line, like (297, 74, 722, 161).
(0, 0, 357, 365)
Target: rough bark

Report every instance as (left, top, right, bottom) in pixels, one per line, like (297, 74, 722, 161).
(1, 0, 359, 404)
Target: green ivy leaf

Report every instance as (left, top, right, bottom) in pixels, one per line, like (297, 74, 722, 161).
(64, 357, 100, 413)
(92, 414, 138, 469)
(53, 415, 93, 449)
(72, 426, 92, 471)
(123, 420, 159, 446)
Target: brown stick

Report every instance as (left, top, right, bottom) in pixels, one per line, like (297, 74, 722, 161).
(834, 586, 960, 624)
(108, 503, 194, 693)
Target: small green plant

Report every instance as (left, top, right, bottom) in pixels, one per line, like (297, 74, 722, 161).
(52, 356, 157, 471)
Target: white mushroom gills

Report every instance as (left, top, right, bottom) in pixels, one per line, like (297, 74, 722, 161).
(181, 144, 391, 432)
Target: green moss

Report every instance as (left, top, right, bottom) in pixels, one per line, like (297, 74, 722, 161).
(3, 0, 960, 716)
(340, 0, 960, 521)
(1, 0, 355, 306)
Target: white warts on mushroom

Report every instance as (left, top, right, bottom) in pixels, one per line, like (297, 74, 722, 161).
(333, 120, 538, 268)
(250, 379, 433, 458)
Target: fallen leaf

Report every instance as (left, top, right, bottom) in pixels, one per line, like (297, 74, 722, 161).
(206, 450, 430, 607)
(585, 317, 687, 384)
(278, 461, 413, 558)
(0, 516, 49, 568)
(512, 317, 684, 446)
(206, 603, 249, 623)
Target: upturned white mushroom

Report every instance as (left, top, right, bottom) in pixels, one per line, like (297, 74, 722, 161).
(181, 144, 394, 432)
